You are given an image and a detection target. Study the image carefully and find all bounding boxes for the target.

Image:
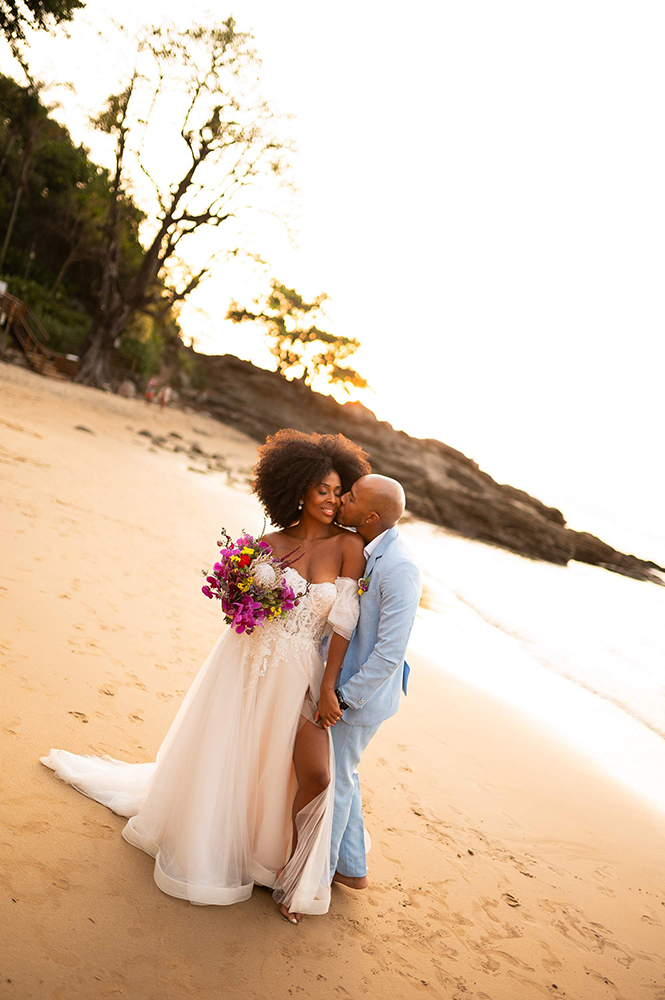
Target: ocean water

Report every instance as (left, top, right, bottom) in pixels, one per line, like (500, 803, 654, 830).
(401, 509, 665, 815)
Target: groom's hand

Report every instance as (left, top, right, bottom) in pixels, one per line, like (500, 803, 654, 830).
(316, 687, 343, 729)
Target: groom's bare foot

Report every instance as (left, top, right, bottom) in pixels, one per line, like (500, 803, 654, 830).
(333, 871, 369, 890)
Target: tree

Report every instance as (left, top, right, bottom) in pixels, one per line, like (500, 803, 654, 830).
(48, 175, 108, 292)
(0, 78, 50, 269)
(0, 0, 84, 45)
(0, 71, 145, 353)
(76, 18, 292, 386)
(227, 280, 368, 390)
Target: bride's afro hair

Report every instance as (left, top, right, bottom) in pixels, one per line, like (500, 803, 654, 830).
(252, 428, 371, 529)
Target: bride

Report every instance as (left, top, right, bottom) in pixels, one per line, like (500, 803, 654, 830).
(40, 428, 369, 924)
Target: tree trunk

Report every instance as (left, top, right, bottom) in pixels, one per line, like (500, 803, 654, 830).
(76, 325, 114, 385)
(0, 131, 17, 178)
(51, 246, 76, 293)
(76, 302, 130, 386)
(0, 123, 37, 270)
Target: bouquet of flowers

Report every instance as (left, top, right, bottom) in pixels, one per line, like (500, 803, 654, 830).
(201, 526, 307, 634)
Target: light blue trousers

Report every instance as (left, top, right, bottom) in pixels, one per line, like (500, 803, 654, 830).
(329, 719, 382, 883)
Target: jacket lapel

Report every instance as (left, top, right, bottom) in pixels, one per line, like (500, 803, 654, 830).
(366, 526, 399, 575)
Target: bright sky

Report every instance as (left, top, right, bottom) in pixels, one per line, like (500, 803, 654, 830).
(8, 1, 665, 551)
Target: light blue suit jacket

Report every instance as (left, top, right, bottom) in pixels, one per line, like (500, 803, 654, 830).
(337, 526, 422, 727)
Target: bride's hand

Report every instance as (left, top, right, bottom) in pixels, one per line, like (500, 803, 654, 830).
(316, 688, 342, 729)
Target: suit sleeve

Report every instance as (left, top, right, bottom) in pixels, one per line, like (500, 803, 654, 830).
(339, 561, 421, 711)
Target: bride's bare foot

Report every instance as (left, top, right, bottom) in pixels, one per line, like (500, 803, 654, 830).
(279, 903, 302, 924)
(275, 867, 302, 923)
(333, 871, 369, 890)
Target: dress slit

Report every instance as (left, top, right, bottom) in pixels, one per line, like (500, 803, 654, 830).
(40, 572, 360, 915)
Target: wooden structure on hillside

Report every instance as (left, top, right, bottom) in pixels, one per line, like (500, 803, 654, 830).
(0, 291, 79, 378)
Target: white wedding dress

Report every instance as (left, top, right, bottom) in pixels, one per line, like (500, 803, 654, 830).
(40, 568, 360, 915)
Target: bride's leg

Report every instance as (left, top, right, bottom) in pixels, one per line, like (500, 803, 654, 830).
(278, 718, 330, 923)
(291, 718, 330, 852)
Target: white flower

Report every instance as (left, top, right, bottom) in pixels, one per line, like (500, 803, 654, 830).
(253, 562, 277, 590)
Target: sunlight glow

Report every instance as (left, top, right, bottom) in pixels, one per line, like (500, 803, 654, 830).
(4, 1, 664, 550)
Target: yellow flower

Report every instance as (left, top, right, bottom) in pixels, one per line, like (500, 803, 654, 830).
(241, 547, 253, 555)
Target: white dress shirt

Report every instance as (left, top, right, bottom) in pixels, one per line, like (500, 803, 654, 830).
(362, 528, 390, 562)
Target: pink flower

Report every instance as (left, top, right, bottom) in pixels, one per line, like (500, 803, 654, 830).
(202, 525, 308, 634)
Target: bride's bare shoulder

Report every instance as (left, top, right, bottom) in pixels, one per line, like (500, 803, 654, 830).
(332, 527, 365, 553)
(262, 529, 288, 548)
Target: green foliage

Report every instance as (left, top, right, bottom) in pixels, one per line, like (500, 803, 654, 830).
(0, 74, 144, 303)
(177, 348, 208, 390)
(116, 315, 164, 377)
(0, 71, 153, 366)
(1, 273, 90, 353)
(36, 300, 89, 353)
(228, 280, 368, 391)
(0, 0, 85, 43)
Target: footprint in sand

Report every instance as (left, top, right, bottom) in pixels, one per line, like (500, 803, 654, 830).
(2, 717, 21, 736)
(125, 673, 147, 691)
(539, 941, 563, 972)
(67, 711, 89, 723)
(0, 819, 50, 834)
(585, 969, 616, 990)
(0, 417, 41, 438)
(0, 444, 48, 468)
(479, 897, 502, 924)
(78, 819, 115, 840)
(128, 712, 144, 723)
(379, 840, 402, 865)
(502, 893, 521, 907)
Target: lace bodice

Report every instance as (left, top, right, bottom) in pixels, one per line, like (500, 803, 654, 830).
(240, 568, 360, 688)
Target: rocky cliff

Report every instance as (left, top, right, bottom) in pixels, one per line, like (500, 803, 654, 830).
(177, 351, 664, 585)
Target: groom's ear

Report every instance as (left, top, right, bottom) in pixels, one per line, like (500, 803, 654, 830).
(365, 511, 380, 526)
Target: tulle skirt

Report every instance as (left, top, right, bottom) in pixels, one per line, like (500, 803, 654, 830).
(40, 627, 334, 915)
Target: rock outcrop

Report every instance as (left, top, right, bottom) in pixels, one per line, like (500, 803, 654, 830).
(177, 351, 664, 585)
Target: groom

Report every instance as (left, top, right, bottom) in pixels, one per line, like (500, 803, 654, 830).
(330, 474, 422, 889)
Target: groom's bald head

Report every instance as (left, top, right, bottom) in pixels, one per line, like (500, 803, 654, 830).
(337, 474, 406, 540)
(358, 475, 406, 525)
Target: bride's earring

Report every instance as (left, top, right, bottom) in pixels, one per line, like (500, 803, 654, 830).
(297, 499, 303, 510)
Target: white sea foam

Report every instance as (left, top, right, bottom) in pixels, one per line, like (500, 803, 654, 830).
(402, 514, 665, 814)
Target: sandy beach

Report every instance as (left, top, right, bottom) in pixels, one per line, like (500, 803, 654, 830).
(1, 361, 664, 1000)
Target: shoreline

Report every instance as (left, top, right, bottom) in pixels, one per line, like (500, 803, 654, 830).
(1, 363, 664, 999)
